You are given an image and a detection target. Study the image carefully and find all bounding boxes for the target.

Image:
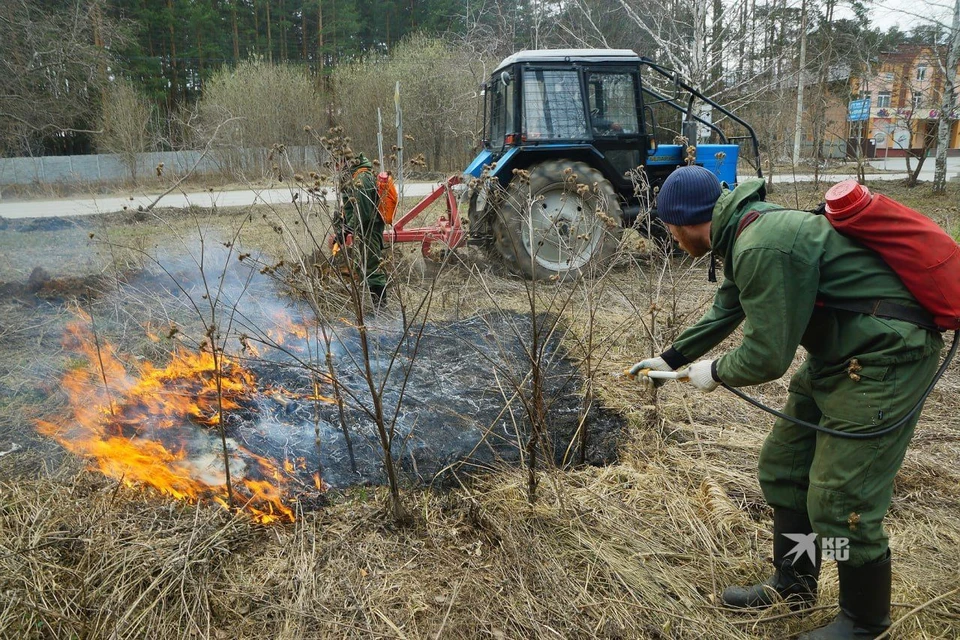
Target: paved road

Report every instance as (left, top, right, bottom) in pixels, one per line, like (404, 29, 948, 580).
(867, 155, 960, 180)
(0, 182, 441, 220)
(0, 158, 957, 220)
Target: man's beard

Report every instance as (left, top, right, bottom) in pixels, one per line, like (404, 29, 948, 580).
(673, 226, 711, 258)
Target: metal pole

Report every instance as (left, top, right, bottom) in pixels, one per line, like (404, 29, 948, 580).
(884, 124, 888, 171)
(395, 81, 403, 202)
(377, 107, 384, 170)
(792, 0, 808, 166)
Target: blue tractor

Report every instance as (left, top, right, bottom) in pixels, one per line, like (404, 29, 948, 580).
(460, 49, 762, 279)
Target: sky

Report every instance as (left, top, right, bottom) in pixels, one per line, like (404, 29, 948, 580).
(856, 0, 954, 31)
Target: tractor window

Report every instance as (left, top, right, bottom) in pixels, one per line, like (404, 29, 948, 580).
(487, 75, 515, 149)
(587, 72, 638, 137)
(522, 69, 588, 140)
(488, 81, 506, 148)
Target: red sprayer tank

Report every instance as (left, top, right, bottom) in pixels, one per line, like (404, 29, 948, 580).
(824, 180, 960, 331)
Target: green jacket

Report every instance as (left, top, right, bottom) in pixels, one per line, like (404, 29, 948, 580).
(343, 154, 379, 233)
(341, 154, 386, 287)
(663, 179, 942, 387)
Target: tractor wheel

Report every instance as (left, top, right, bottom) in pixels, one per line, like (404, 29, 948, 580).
(491, 160, 622, 280)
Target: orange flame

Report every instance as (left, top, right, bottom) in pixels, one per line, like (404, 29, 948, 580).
(35, 318, 331, 524)
(265, 310, 311, 347)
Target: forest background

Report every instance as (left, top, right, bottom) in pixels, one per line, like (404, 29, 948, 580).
(1, 0, 957, 176)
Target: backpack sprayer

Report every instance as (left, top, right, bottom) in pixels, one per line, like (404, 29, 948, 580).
(631, 180, 960, 441)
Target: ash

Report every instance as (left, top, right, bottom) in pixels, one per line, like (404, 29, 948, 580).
(237, 312, 625, 490)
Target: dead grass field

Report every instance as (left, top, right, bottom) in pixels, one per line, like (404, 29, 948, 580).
(0, 179, 959, 639)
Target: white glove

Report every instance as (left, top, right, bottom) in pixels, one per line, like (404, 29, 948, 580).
(684, 359, 721, 392)
(629, 356, 672, 389)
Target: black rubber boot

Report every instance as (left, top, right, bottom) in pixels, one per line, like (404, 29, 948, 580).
(369, 284, 387, 310)
(722, 508, 820, 609)
(799, 553, 891, 639)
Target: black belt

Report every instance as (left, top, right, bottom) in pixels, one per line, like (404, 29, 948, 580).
(816, 299, 939, 332)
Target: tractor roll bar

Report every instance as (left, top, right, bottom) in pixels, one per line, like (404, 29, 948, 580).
(639, 57, 763, 178)
(641, 86, 754, 167)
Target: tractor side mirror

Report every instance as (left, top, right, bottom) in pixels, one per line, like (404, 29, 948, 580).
(644, 104, 658, 143)
(500, 71, 512, 87)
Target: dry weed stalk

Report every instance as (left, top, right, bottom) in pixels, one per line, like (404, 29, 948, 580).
(463, 169, 635, 501)
(92, 213, 257, 511)
(248, 129, 460, 521)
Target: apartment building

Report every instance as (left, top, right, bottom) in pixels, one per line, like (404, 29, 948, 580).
(854, 45, 960, 157)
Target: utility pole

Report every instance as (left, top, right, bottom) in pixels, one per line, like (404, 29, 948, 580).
(232, 1, 240, 62)
(377, 108, 384, 170)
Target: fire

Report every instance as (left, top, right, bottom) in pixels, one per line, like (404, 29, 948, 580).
(265, 310, 310, 348)
(35, 316, 327, 524)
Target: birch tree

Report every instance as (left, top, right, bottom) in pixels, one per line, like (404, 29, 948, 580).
(933, 0, 959, 193)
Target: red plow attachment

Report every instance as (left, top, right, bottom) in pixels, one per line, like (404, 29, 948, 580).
(384, 175, 465, 258)
(328, 175, 466, 260)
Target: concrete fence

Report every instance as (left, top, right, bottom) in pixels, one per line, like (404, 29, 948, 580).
(0, 146, 327, 187)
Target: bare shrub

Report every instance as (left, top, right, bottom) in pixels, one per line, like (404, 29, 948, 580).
(332, 35, 486, 173)
(97, 79, 154, 182)
(240, 131, 465, 522)
(199, 58, 326, 178)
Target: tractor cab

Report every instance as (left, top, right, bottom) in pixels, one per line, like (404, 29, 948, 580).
(476, 50, 652, 190)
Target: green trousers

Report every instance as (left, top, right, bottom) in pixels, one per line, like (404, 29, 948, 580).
(344, 220, 386, 288)
(350, 233, 387, 288)
(758, 353, 939, 567)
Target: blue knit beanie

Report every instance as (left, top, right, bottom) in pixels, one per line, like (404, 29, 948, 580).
(656, 165, 722, 226)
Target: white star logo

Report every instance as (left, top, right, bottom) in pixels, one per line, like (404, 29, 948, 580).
(783, 532, 818, 565)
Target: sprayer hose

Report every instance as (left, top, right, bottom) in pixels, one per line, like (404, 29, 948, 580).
(720, 331, 959, 440)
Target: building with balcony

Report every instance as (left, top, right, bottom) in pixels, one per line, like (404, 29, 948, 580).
(854, 45, 960, 157)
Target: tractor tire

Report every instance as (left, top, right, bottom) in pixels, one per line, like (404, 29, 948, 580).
(491, 160, 623, 280)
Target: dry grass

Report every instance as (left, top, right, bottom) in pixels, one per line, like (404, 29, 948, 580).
(1, 179, 959, 638)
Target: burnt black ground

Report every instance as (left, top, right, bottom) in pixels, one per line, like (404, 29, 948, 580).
(235, 311, 625, 491)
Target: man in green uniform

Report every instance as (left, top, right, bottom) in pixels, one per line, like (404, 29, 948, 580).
(338, 153, 387, 307)
(631, 166, 942, 639)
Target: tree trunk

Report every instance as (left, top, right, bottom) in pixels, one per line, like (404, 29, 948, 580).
(792, 0, 807, 165)
(254, 1, 260, 56)
(811, 0, 836, 180)
(710, 0, 723, 90)
(909, 122, 938, 186)
(266, 0, 273, 62)
(196, 29, 203, 93)
(232, 1, 240, 61)
(318, 0, 324, 74)
(167, 0, 179, 106)
(92, 0, 107, 81)
(934, 0, 960, 193)
(280, 0, 287, 61)
(301, 3, 308, 60)
(749, 0, 756, 80)
(693, 0, 708, 88)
